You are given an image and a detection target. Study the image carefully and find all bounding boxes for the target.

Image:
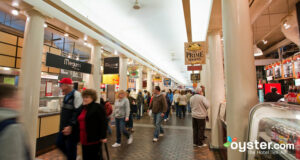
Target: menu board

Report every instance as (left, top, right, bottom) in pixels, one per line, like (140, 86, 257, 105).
(283, 59, 293, 78)
(274, 64, 282, 79)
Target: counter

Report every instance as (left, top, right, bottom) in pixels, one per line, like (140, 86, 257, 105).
(36, 112, 60, 156)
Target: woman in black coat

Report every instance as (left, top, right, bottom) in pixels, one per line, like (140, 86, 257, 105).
(77, 89, 107, 160)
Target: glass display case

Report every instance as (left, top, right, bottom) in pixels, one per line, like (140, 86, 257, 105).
(247, 103, 300, 160)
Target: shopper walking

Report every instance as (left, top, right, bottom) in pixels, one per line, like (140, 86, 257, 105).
(186, 90, 192, 113)
(149, 86, 168, 142)
(56, 78, 83, 160)
(0, 84, 31, 160)
(126, 90, 136, 132)
(112, 90, 133, 147)
(136, 90, 144, 119)
(101, 98, 113, 135)
(164, 89, 173, 121)
(173, 90, 180, 117)
(77, 89, 107, 160)
(190, 88, 210, 147)
(178, 90, 188, 119)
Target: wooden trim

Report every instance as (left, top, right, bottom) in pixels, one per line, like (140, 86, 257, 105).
(182, 0, 192, 42)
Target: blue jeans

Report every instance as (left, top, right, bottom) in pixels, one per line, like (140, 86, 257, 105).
(126, 113, 133, 129)
(187, 102, 191, 113)
(115, 118, 130, 144)
(107, 118, 112, 134)
(153, 113, 164, 138)
(56, 132, 77, 160)
(164, 105, 170, 120)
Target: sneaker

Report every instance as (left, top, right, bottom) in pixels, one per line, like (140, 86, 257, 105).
(128, 135, 133, 144)
(198, 144, 207, 148)
(153, 138, 158, 142)
(159, 133, 164, 137)
(112, 143, 121, 148)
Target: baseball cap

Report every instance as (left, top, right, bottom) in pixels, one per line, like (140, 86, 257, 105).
(59, 78, 73, 85)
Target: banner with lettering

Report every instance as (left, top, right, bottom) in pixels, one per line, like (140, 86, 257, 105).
(46, 52, 92, 74)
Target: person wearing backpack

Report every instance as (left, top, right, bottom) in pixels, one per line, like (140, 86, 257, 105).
(0, 84, 32, 160)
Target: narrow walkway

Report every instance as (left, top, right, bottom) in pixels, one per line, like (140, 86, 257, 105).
(38, 113, 225, 160)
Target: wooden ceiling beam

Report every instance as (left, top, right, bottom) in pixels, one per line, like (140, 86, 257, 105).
(182, 0, 192, 42)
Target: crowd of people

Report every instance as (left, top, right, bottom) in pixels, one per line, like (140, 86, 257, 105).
(0, 77, 210, 160)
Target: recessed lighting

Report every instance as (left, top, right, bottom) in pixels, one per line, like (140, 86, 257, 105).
(284, 23, 291, 30)
(76, 56, 80, 60)
(84, 36, 87, 41)
(114, 50, 118, 55)
(262, 40, 268, 45)
(12, 1, 19, 7)
(11, 9, 19, 16)
(87, 44, 92, 48)
(84, 42, 87, 46)
(64, 33, 69, 37)
(68, 54, 71, 58)
(44, 23, 48, 28)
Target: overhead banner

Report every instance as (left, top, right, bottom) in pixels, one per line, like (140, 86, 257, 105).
(103, 74, 119, 85)
(104, 57, 119, 74)
(46, 52, 92, 74)
(128, 67, 139, 78)
(164, 78, 171, 86)
(191, 73, 201, 81)
(187, 65, 202, 71)
(153, 75, 162, 82)
(185, 42, 207, 65)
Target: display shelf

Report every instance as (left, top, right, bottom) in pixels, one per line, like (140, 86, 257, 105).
(258, 132, 296, 160)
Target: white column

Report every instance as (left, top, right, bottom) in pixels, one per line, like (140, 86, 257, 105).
(136, 66, 143, 92)
(147, 69, 153, 93)
(87, 44, 102, 102)
(119, 57, 128, 91)
(19, 10, 45, 156)
(222, 0, 258, 159)
(204, 56, 212, 129)
(208, 31, 225, 148)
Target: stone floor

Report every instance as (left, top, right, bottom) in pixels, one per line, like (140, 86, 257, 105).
(37, 112, 226, 160)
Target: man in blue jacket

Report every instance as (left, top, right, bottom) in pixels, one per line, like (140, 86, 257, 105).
(56, 78, 83, 160)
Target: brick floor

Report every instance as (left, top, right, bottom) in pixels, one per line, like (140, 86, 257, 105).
(37, 113, 226, 160)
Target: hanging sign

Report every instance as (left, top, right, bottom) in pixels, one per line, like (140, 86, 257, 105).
(153, 75, 162, 82)
(164, 78, 171, 86)
(191, 73, 201, 81)
(187, 65, 202, 71)
(46, 52, 92, 74)
(104, 57, 119, 74)
(185, 42, 207, 65)
(103, 74, 119, 85)
(129, 67, 139, 78)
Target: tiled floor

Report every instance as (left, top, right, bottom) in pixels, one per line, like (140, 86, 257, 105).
(37, 112, 226, 160)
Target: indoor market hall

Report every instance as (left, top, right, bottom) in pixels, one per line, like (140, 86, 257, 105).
(0, 0, 299, 160)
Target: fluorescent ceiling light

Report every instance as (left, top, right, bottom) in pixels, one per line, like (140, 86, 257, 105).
(12, 1, 19, 7)
(262, 40, 268, 45)
(64, 33, 69, 37)
(190, 0, 213, 41)
(44, 23, 48, 28)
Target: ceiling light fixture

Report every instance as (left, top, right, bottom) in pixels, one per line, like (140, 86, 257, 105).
(133, 0, 141, 9)
(64, 33, 69, 37)
(190, 0, 213, 41)
(68, 54, 71, 58)
(11, 9, 19, 16)
(84, 35, 88, 41)
(12, 1, 19, 7)
(44, 23, 48, 28)
(3, 67, 10, 71)
(114, 50, 118, 55)
(84, 42, 87, 46)
(283, 23, 291, 30)
(262, 40, 268, 45)
(253, 45, 263, 57)
(76, 56, 80, 60)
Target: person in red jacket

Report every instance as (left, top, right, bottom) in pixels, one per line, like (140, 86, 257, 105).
(101, 98, 113, 135)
